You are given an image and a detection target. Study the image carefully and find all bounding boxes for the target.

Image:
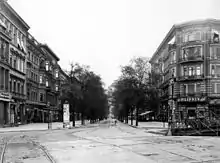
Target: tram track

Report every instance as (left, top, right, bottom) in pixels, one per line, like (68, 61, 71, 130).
(0, 135, 56, 163)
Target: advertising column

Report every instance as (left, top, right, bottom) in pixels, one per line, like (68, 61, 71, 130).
(63, 101, 70, 128)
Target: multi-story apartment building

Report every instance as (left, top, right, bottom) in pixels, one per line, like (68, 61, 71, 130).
(150, 19, 220, 127)
(0, 0, 71, 126)
(0, 0, 29, 126)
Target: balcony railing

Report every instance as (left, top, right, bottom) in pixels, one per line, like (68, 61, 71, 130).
(179, 56, 204, 63)
(178, 74, 204, 81)
(11, 92, 25, 99)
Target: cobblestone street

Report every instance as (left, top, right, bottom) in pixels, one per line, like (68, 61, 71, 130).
(1, 121, 220, 163)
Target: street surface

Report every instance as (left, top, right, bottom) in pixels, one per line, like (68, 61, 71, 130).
(0, 120, 220, 163)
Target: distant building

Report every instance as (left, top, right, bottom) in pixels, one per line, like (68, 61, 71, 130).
(150, 19, 220, 126)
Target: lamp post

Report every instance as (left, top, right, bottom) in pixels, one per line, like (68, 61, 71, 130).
(167, 76, 175, 136)
(47, 102, 52, 129)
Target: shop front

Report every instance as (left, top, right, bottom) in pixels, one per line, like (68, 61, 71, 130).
(176, 96, 208, 126)
(0, 91, 11, 126)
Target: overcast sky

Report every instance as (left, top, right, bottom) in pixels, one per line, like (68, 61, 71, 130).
(8, 0, 220, 87)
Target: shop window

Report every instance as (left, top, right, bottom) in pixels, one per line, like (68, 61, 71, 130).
(188, 109, 196, 119)
(196, 83, 201, 93)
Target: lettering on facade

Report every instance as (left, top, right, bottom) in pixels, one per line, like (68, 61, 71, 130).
(177, 97, 206, 102)
(0, 92, 11, 99)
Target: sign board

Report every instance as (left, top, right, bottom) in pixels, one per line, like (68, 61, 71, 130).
(63, 101, 70, 128)
(177, 97, 206, 102)
(0, 92, 11, 99)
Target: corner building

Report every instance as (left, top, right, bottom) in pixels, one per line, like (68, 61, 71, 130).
(150, 19, 220, 127)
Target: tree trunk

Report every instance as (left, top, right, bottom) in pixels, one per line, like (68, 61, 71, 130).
(136, 107, 139, 126)
(131, 109, 133, 126)
(81, 113, 85, 125)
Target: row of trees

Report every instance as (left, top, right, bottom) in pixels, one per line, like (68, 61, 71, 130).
(109, 57, 161, 126)
(60, 63, 109, 126)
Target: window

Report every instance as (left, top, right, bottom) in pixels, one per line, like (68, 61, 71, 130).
(183, 67, 187, 76)
(46, 79, 49, 87)
(212, 83, 215, 93)
(17, 83, 20, 94)
(55, 85, 58, 91)
(9, 80, 12, 92)
(196, 83, 201, 93)
(13, 59, 16, 69)
(39, 75, 43, 84)
(216, 65, 220, 75)
(211, 65, 215, 76)
(13, 81, 16, 92)
(21, 85, 23, 94)
(184, 32, 201, 42)
(55, 70, 59, 78)
(188, 84, 195, 94)
(210, 46, 220, 59)
(45, 61, 49, 71)
(40, 93, 44, 102)
(196, 66, 201, 75)
(172, 68, 176, 77)
(217, 84, 220, 93)
(189, 67, 193, 76)
(183, 84, 187, 95)
(9, 56, 12, 66)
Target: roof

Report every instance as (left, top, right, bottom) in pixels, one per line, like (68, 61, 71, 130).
(149, 19, 220, 63)
(4, 1, 30, 30)
(39, 44, 60, 61)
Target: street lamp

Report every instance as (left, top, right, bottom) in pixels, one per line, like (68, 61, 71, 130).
(167, 75, 175, 136)
(47, 102, 52, 129)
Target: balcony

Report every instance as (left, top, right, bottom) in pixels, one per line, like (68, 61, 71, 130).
(0, 26, 11, 41)
(178, 74, 204, 81)
(11, 92, 26, 99)
(179, 56, 204, 63)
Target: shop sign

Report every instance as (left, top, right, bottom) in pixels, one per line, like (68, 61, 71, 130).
(0, 92, 11, 99)
(177, 97, 206, 102)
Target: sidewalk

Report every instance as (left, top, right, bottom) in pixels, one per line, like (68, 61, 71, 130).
(0, 120, 95, 133)
(126, 120, 168, 135)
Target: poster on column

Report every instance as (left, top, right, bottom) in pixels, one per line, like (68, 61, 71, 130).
(63, 101, 70, 128)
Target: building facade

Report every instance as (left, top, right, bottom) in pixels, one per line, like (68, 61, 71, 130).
(0, 0, 70, 126)
(0, 0, 29, 126)
(150, 19, 220, 128)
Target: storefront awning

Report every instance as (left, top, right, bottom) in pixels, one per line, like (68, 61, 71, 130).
(139, 111, 153, 116)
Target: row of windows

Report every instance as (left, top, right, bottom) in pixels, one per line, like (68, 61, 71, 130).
(9, 55, 25, 73)
(26, 69, 38, 82)
(182, 65, 202, 76)
(181, 83, 220, 94)
(28, 51, 40, 65)
(0, 14, 26, 51)
(9, 80, 24, 94)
